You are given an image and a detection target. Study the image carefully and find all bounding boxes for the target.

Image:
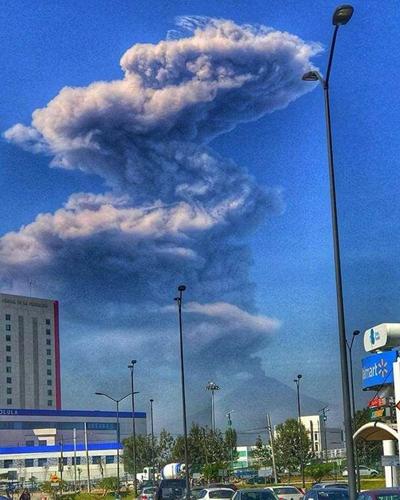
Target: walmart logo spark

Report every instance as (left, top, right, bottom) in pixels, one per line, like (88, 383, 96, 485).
(377, 359, 388, 378)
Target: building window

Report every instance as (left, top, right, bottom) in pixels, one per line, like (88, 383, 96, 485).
(105, 456, 114, 464)
(25, 459, 34, 468)
(315, 443, 319, 451)
(6, 367, 11, 373)
(5, 324, 11, 331)
(6, 388, 11, 395)
(46, 339, 51, 345)
(38, 440, 46, 446)
(5, 314, 11, 321)
(47, 380, 52, 386)
(63, 457, 68, 465)
(6, 356, 11, 363)
(47, 349, 51, 355)
(6, 398, 12, 405)
(48, 389, 52, 396)
(4, 460, 13, 469)
(47, 369, 52, 375)
(38, 458, 47, 467)
(25, 441, 34, 447)
(47, 400, 53, 406)
(46, 329, 51, 335)
(314, 432, 318, 441)
(72, 457, 81, 465)
(6, 345, 11, 352)
(47, 359, 52, 366)
(6, 335, 11, 342)
(46, 319, 51, 325)
(92, 456, 101, 464)
(6, 377, 11, 384)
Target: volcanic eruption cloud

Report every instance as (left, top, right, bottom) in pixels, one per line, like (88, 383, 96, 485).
(2, 18, 320, 417)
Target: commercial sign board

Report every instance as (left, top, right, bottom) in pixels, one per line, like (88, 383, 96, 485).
(369, 407, 394, 421)
(368, 396, 394, 408)
(364, 323, 400, 352)
(258, 467, 273, 478)
(362, 351, 397, 389)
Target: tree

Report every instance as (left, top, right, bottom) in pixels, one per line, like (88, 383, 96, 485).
(274, 419, 311, 476)
(158, 429, 175, 467)
(353, 408, 382, 467)
(305, 462, 334, 483)
(225, 428, 239, 465)
(98, 476, 118, 496)
(252, 436, 272, 469)
(123, 434, 154, 473)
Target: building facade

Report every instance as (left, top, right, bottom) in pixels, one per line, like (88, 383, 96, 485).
(0, 293, 61, 410)
(0, 408, 146, 447)
(300, 415, 344, 458)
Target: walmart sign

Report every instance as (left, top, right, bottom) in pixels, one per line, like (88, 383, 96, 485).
(362, 350, 397, 389)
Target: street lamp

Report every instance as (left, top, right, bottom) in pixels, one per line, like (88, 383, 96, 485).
(128, 360, 138, 498)
(206, 381, 221, 432)
(174, 285, 191, 500)
(95, 391, 133, 498)
(293, 375, 304, 488)
(302, 5, 356, 499)
(319, 406, 329, 461)
(150, 399, 155, 486)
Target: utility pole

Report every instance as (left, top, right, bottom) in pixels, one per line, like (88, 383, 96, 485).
(266, 413, 278, 484)
(84, 422, 91, 493)
(73, 428, 78, 491)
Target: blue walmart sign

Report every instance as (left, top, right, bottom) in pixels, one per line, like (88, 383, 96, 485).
(362, 350, 397, 389)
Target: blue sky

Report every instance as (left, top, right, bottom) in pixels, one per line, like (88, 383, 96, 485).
(1, 0, 399, 432)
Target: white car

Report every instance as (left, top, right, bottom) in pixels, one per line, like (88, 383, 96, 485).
(198, 488, 236, 500)
(139, 486, 158, 500)
(266, 486, 303, 500)
(342, 465, 379, 477)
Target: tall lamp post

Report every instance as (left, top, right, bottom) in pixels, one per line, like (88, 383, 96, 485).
(293, 374, 304, 488)
(206, 381, 220, 432)
(95, 391, 132, 498)
(150, 399, 155, 486)
(174, 285, 191, 500)
(128, 360, 138, 498)
(302, 5, 357, 499)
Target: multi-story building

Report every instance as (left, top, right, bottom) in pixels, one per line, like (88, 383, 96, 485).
(0, 293, 61, 410)
(300, 414, 344, 458)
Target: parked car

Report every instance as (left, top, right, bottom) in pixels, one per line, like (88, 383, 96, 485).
(232, 488, 279, 500)
(140, 486, 158, 500)
(198, 488, 235, 500)
(358, 488, 400, 500)
(266, 486, 303, 500)
(311, 484, 348, 490)
(156, 479, 187, 500)
(342, 466, 378, 477)
(192, 487, 207, 499)
(304, 488, 349, 500)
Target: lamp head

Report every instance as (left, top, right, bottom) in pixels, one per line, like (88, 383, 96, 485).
(302, 71, 319, 82)
(333, 5, 354, 26)
(353, 330, 360, 336)
(297, 374, 302, 380)
(178, 285, 186, 292)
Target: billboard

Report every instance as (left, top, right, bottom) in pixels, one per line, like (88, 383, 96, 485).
(362, 350, 397, 389)
(364, 323, 400, 352)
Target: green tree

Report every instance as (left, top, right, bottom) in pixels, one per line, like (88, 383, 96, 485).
(353, 408, 382, 467)
(305, 462, 334, 483)
(252, 435, 272, 468)
(225, 428, 239, 465)
(158, 429, 175, 467)
(98, 476, 118, 495)
(123, 434, 154, 474)
(274, 419, 311, 476)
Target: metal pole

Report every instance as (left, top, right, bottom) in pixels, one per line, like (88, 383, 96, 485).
(60, 436, 64, 487)
(84, 422, 91, 492)
(322, 74, 357, 499)
(150, 399, 155, 487)
(175, 285, 191, 500)
(267, 414, 278, 484)
(294, 377, 305, 488)
(129, 360, 138, 498)
(73, 428, 77, 491)
(117, 399, 121, 498)
(347, 335, 361, 492)
(212, 390, 215, 432)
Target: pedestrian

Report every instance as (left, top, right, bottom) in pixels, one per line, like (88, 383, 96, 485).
(19, 489, 30, 500)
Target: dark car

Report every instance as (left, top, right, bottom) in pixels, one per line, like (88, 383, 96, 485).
(358, 488, 400, 500)
(311, 485, 348, 490)
(304, 488, 349, 500)
(208, 484, 238, 492)
(156, 479, 187, 500)
(232, 488, 278, 500)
